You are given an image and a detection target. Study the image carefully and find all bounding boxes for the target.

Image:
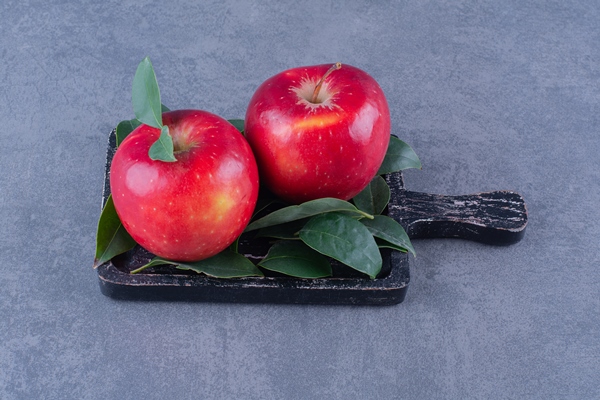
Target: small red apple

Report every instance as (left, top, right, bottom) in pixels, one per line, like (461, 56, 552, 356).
(244, 63, 391, 204)
(110, 109, 259, 261)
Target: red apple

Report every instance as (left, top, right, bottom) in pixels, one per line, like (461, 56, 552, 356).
(244, 63, 391, 204)
(110, 110, 259, 261)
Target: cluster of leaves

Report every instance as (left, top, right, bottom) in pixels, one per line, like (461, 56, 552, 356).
(94, 57, 421, 280)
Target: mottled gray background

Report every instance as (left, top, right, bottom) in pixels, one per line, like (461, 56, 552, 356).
(1, 1, 598, 399)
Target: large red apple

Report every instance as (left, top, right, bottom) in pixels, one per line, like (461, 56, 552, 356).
(110, 110, 259, 261)
(244, 63, 391, 204)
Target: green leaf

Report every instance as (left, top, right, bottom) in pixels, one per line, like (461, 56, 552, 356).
(176, 252, 263, 277)
(352, 175, 391, 215)
(115, 105, 169, 147)
(256, 219, 307, 240)
(229, 236, 240, 253)
(258, 241, 332, 278)
(131, 251, 264, 278)
(94, 195, 137, 268)
(148, 125, 177, 162)
(115, 118, 142, 147)
(299, 213, 382, 279)
(360, 215, 416, 257)
(130, 258, 174, 273)
(228, 119, 245, 134)
(377, 136, 421, 175)
(375, 238, 407, 253)
(245, 198, 373, 232)
(132, 56, 163, 129)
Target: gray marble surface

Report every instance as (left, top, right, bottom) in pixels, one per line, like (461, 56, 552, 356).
(1, 1, 598, 399)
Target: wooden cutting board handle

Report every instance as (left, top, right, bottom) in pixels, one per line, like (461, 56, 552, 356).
(389, 189, 528, 245)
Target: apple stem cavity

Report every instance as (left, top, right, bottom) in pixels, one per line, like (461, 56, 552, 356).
(310, 62, 342, 104)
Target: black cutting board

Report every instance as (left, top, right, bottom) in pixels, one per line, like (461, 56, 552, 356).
(96, 130, 527, 305)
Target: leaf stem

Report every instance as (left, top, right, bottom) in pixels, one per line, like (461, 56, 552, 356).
(130, 264, 153, 274)
(356, 210, 375, 220)
(229, 237, 240, 253)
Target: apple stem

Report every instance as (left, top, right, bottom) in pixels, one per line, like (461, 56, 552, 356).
(311, 62, 342, 104)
